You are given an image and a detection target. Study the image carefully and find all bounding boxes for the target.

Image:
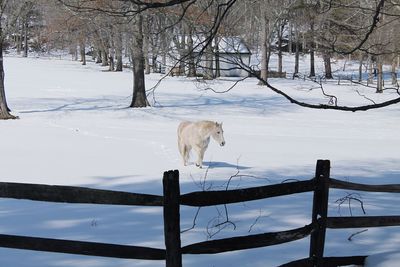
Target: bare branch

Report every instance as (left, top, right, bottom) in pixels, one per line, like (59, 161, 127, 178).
(335, 193, 366, 216)
(348, 229, 368, 241)
(330, 0, 386, 55)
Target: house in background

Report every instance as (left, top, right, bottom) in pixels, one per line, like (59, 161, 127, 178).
(216, 37, 252, 77)
(168, 36, 251, 78)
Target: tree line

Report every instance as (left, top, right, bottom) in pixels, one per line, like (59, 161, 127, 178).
(1, 0, 399, 119)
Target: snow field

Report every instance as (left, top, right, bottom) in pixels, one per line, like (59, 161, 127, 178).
(0, 55, 399, 266)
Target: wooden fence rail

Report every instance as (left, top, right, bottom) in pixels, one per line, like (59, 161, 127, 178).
(0, 233, 166, 260)
(180, 179, 315, 206)
(327, 216, 400, 229)
(0, 182, 163, 206)
(329, 178, 400, 193)
(0, 160, 399, 267)
(181, 224, 314, 254)
(280, 256, 367, 267)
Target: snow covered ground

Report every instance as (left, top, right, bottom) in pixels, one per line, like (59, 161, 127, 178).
(0, 54, 400, 266)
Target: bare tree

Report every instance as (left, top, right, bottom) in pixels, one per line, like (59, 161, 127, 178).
(130, 14, 149, 107)
(0, 28, 16, 119)
(57, 0, 204, 108)
(0, 0, 24, 120)
(40, 0, 400, 112)
(251, 0, 400, 111)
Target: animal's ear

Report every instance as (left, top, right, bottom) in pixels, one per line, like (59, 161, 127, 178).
(220, 122, 223, 126)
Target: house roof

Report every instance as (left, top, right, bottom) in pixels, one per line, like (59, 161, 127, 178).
(217, 37, 251, 55)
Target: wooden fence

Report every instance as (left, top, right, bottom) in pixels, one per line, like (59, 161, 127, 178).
(0, 160, 400, 266)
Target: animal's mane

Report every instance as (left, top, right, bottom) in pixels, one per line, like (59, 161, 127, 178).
(197, 120, 216, 137)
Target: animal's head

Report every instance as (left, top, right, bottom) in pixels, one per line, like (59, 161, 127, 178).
(211, 122, 225, 147)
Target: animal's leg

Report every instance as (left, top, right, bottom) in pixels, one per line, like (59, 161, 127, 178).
(178, 137, 190, 166)
(183, 145, 190, 166)
(194, 146, 205, 168)
(178, 138, 185, 164)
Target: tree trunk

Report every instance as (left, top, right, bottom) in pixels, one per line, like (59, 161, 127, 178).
(277, 23, 283, 74)
(288, 22, 293, 54)
(310, 51, 315, 77)
(152, 55, 158, 73)
(376, 57, 383, 93)
(358, 54, 363, 82)
(143, 23, 151, 75)
(160, 15, 168, 74)
(367, 55, 373, 85)
(144, 56, 150, 75)
(294, 43, 299, 77)
(80, 40, 86, 65)
(149, 21, 161, 74)
(293, 22, 299, 78)
(179, 33, 186, 76)
(101, 48, 108, 66)
(114, 30, 123, 71)
(23, 20, 28, 57)
(115, 49, 123, 71)
(91, 47, 96, 61)
(130, 15, 149, 108)
(0, 29, 17, 120)
(259, 7, 269, 85)
(391, 58, 397, 85)
(144, 16, 153, 75)
(187, 29, 196, 77)
(108, 48, 115, 71)
(309, 21, 315, 77)
(96, 48, 102, 64)
(161, 54, 167, 74)
(215, 37, 220, 78)
(71, 44, 78, 61)
(203, 42, 214, 80)
(323, 53, 333, 79)
(17, 20, 23, 55)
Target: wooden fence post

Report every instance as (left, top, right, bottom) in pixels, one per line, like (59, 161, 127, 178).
(309, 160, 330, 267)
(163, 170, 182, 267)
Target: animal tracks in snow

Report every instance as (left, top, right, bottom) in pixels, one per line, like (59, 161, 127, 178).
(46, 120, 179, 165)
(151, 142, 180, 164)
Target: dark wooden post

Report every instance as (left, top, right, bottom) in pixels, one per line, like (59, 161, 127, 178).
(163, 170, 182, 267)
(309, 160, 330, 267)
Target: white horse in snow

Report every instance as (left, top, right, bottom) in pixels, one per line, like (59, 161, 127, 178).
(178, 120, 225, 168)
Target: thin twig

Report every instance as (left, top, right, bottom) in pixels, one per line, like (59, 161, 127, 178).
(348, 229, 368, 241)
(248, 209, 264, 233)
(181, 207, 201, 233)
(355, 90, 376, 104)
(335, 193, 366, 216)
